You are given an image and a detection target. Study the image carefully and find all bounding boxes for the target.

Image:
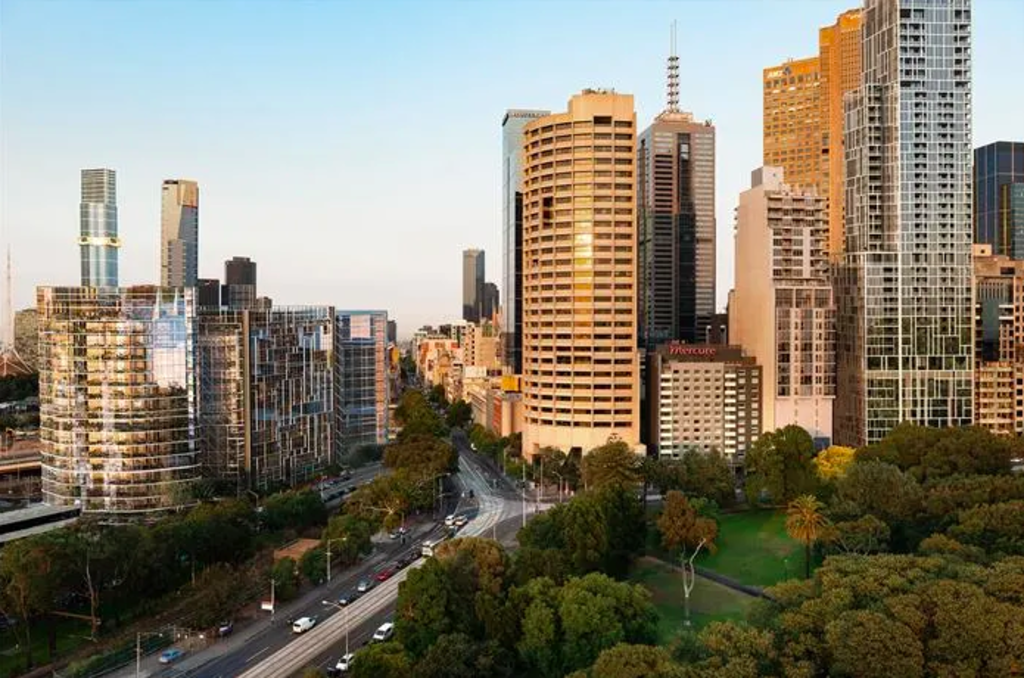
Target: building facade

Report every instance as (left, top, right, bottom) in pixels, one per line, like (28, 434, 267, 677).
(819, 9, 863, 257)
(482, 282, 499, 324)
(502, 109, 550, 375)
(835, 0, 974, 446)
(646, 343, 761, 464)
(731, 167, 834, 445)
(37, 286, 199, 515)
(224, 256, 257, 309)
(160, 179, 199, 287)
(973, 245, 1024, 436)
(79, 169, 120, 287)
(763, 57, 821, 191)
(462, 249, 485, 323)
(335, 310, 390, 454)
(520, 90, 640, 456)
(974, 141, 1024, 257)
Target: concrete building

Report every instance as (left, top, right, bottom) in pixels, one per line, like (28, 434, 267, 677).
(335, 310, 390, 454)
(646, 343, 761, 464)
(763, 57, 821, 191)
(37, 286, 199, 515)
(79, 169, 119, 287)
(974, 141, 1024, 257)
(160, 179, 199, 287)
(835, 0, 974, 446)
(731, 167, 834, 445)
(973, 245, 1024, 436)
(462, 322, 499, 370)
(503, 109, 550, 374)
(819, 9, 863, 257)
(637, 43, 716, 347)
(224, 256, 257, 309)
(520, 89, 640, 456)
(462, 249, 485, 323)
(483, 282, 499, 324)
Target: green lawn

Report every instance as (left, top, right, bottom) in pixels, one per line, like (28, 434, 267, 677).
(629, 557, 754, 644)
(693, 510, 807, 587)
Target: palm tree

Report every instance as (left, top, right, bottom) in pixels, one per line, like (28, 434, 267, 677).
(785, 494, 828, 579)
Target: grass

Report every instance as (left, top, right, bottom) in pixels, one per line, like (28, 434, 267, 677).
(0, 618, 94, 676)
(693, 510, 807, 587)
(629, 557, 755, 644)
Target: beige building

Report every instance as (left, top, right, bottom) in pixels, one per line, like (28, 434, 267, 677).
(763, 56, 821, 190)
(160, 180, 199, 287)
(730, 167, 834, 444)
(462, 322, 499, 371)
(520, 90, 640, 457)
(974, 245, 1024, 436)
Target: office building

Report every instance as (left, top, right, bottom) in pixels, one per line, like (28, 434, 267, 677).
(79, 169, 119, 287)
(638, 42, 716, 347)
(973, 245, 1024, 436)
(835, 0, 973, 446)
(462, 249, 485, 323)
(819, 9, 863, 257)
(37, 286, 199, 514)
(462, 322, 499, 370)
(197, 278, 221, 308)
(502, 108, 550, 374)
(520, 89, 640, 456)
(224, 256, 257, 309)
(731, 167, 834, 445)
(763, 57, 821, 190)
(160, 180, 199, 287)
(386, 319, 397, 345)
(974, 141, 1024, 257)
(335, 310, 390, 454)
(646, 343, 761, 464)
(483, 282, 499, 323)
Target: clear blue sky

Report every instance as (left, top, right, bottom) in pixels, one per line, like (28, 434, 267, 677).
(2, 0, 1021, 336)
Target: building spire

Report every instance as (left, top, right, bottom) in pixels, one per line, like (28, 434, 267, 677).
(2, 245, 12, 348)
(667, 20, 680, 113)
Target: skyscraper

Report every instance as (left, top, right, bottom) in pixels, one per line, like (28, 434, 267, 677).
(819, 9, 863, 258)
(502, 108, 550, 374)
(79, 168, 119, 287)
(638, 36, 716, 347)
(224, 256, 257, 309)
(160, 179, 199, 287)
(483, 282, 499, 322)
(763, 57, 821, 190)
(974, 141, 1024, 257)
(335, 310, 390, 454)
(730, 167, 834, 445)
(520, 90, 640, 457)
(835, 0, 973, 446)
(462, 249, 484, 322)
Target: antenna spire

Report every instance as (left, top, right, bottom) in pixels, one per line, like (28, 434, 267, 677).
(667, 21, 680, 113)
(2, 245, 12, 348)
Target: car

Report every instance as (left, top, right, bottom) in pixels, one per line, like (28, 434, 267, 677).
(454, 516, 468, 528)
(468, 489, 475, 499)
(375, 567, 395, 582)
(217, 620, 234, 637)
(338, 591, 360, 606)
(158, 648, 185, 664)
(395, 554, 412, 569)
(372, 622, 395, 643)
(356, 579, 373, 593)
(444, 514, 456, 527)
(334, 652, 356, 672)
(292, 616, 317, 634)
(389, 530, 400, 540)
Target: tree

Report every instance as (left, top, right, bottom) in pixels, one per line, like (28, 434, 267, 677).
(271, 557, 298, 602)
(824, 610, 924, 678)
(860, 424, 1015, 481)
(0, 534, 70, 668)
(581, 439, 640, 490)
(785, 495, 828, 578)
(322, 514, 373, 565)
(814, 445, 857, 482)
(350, 641, 412, 678)
(299, 546, 326, 584)
(832, 460, 923, 546)
(413, 633, 513, 678)
(586, 644, 685, 678)
(744, 425, 817, 504)
(446, 399, 473, 429)
(825, 514, 890, 555)
(949, 500, 1024, 555)
(657, 491, 718, 625)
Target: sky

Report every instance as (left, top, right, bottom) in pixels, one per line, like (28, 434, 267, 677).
(1, 0, 1022, 338)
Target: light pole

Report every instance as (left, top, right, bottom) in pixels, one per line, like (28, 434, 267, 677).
(326, 537, 346, 583)
(322, 600, 351, 656)
(136, 631, 164, 678)
(521, 462, 527, 528)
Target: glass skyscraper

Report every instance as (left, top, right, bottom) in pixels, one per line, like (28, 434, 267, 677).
(161, 179, 199, 287)
(462, 248, 484, 323)
(974, 141, 1024, 257)
(335, 310, 389, 454)
(79, 169, 119, 287)
(835, 0, 974, 446)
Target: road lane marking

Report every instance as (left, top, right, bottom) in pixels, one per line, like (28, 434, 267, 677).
(245, 647, 269, 663)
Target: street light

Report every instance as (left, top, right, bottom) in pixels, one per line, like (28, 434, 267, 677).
(136, 630, 165, 678)
(322, 599, 351, 656)
(326, 537, 346, 583)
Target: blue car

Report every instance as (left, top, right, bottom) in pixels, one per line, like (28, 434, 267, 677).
(158, 648, 185, 664)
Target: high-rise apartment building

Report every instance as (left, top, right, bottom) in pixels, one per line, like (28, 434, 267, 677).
(38, 286, 200, 514)
(973, 245, 1024, 436)
(637, 52, 715, 348)
(731, 167, 835, 445)
(502, 109, 550, 374)
(462, 249, 485, 323)
(646, 343, 761, 464)
(520, 90, 640, 456)
(160, 180, 199, 287)
(79, 169, 120, 287)
(224, 256, 257, 309)
(763, 57, 821, 190)
(974, 141, 1024, 257)
(819, 9, 863, 257)
(835, 0, 974, 446)
(335, 310, 390, 454)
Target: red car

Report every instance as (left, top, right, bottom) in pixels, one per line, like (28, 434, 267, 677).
(375, 567, 395, 582)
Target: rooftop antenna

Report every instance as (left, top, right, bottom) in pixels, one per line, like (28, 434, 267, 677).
(2, 245, 12, 349)
(667, 20, 680, 113)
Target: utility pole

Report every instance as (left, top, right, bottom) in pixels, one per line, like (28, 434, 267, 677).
(521, 463, 526, 528)
(135, 633, 141, 678)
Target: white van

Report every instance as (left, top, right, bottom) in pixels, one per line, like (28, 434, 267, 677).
(291, 616, 316, 634)
(372, 622, 394, 643)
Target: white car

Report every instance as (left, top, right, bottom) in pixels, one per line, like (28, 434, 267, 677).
(336, 653, 355, 672)
(291, 616, 316, 634)
(454, 515, 468, 528)
(372, 622, 394, 643)
(444, 514, 456, 527)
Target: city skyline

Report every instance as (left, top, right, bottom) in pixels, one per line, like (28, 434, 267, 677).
(2, 1, 1020, 337)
